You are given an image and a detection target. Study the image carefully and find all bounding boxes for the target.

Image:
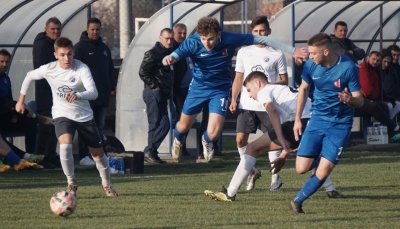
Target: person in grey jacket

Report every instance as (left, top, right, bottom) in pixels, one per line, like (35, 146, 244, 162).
(330, 21, 365, 63)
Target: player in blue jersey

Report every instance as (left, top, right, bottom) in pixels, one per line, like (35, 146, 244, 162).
(290, 32, 363, 214)
(163, 17, 307, 162)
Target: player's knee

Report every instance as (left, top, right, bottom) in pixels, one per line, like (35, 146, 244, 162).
(295, 166, 309, 174)
(90, 148, 104, 159)
(236, 137, 247, 148)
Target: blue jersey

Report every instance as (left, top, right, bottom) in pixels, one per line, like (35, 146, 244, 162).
(302, 55, 360, 124)
(173, 32, 254, 91)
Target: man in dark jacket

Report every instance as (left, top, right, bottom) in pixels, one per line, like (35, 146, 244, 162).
(139, 28, 174, 164)
(74, 17, 117, 166)
(32, 17, 62, 169)
(330, 21, 365, 63)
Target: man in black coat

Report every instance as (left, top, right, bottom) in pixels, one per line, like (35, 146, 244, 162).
(139, 28, 174, 164)
(32, 17, 62, 169)
(330, 21, 365, 63)
(74, 17, 117, 166)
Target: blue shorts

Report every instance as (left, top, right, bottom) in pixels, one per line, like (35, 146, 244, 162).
(182, 89, 229, 116)
(296, 117, 352, 164)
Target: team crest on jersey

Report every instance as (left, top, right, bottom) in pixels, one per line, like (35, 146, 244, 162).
(251, 65, 264, 72)
(221, 48, 228, 57)
(334, 79, 341, 88)
(69, 75, 76, 83)
(264, 56, 270, 62)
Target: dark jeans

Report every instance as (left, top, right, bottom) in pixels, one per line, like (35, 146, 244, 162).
(78, 105, 107, 159)
(360, 99, 396, 136)
(143, 87, 170, 156)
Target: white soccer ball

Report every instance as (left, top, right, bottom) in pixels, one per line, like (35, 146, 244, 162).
(49, 191, 77, 217)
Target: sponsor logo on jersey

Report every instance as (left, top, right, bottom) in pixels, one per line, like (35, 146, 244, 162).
(200, 53, 208, 57)
(88, 52, 94, 55)
(57, 85, 73, 98)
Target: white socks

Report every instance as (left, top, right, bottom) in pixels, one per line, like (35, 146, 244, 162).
(227, 154, 256, 197)
(59, 144, 75, 184)
(322, 175, 336, 192)
(94, 154, 111, 187)
(237, 145, 247, 160)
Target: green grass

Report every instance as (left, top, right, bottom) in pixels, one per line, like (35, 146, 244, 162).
(1, 150, 400, 229)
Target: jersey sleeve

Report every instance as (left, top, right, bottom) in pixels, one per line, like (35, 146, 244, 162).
(253, 35, 295, 54)
(173, 36, 197, 59)
(20, 65, 47, 95)
(301, 60, 313, 84)
(75, 64, 98, 100)
(346, 64, 361, 92)
(276, 51, 288, 74)
(234, 48, 245, 73)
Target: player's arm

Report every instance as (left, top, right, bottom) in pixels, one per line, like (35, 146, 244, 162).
(294, 80, 310, 141)
(275, 73, 288, 85)
(264, 101, 290, 152)
(338, 88, 364, 108)
(162, 52, 180, 65)
(74, 66, 98, 101)
(253, 36, 308, 60)
(16, 68, 45, 114)
(230, 72, 244, 113)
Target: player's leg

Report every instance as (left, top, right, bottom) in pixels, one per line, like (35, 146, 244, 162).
(79, 119, 117, 197)
(55, 118, 77, 193)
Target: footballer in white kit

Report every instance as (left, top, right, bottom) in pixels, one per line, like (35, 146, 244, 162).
(16, 37, 117, 197)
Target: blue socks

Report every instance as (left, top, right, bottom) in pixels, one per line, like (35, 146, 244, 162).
(174, 128, 185, 142)
(294, 174, 326, 203)
(3, 150, 20, 166)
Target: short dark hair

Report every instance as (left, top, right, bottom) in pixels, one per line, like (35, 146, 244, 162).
(250, 16, 270, 30)
(387, 44, 400, 52)
(160, 27, 172, 36)
(368, 51, 381, 57)
(196, 17, 221, 36)
(174, 23, 186, 30)
(243, 71, 268, 86)
(54, 37, 73, 50)
(334, 21, 347, 29)
(0, 49, 11, 58)
(46, 17, 61, 27)
(308, 32, 332, 48)
(87, 17, 102, 27)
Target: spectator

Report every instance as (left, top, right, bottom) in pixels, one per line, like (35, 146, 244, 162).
(74, 17, 117, 166)
(359, 51, 398, 135)
(139, 28, 174, 164)
(0, 49, 46, 162)
(32, 17, 62, 169)
(387, 44, 400, 74)
(381, 49, 400, 119)
(330, 21, 365, 63)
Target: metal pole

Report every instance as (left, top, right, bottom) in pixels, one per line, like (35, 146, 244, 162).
(291, 3, 296, 88)
(119, 0, 132, 59)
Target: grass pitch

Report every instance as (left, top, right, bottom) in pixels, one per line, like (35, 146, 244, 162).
(0, 150, 399, 229)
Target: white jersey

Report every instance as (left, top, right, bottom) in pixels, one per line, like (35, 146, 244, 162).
(256, 85, 312, 123)
(20, 59, 98, 122)
(235, 45, 287, 111)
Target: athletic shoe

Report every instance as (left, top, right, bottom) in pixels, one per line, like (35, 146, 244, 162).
(144, 154, 165, 164)
(201, 136, 214, 162)
(196, 154, 208, 163)
(14, 159, 43, 171)
(79, 156, 96, 166)
(103, 185, 118, 197)
(204, 190, 235, 202)
(270, 174, 283, 191)
(67, 183, 78, 195)
(0, 163, 10, 173)
(289, 200, 305, 214)
(245, 168, 262, 191)
(172, 139, 183, 161)
(326, 190, 343, 198)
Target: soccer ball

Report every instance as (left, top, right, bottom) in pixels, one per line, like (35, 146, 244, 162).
(49, 191, 77, 217)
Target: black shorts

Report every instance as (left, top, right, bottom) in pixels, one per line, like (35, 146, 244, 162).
(236, 109, 272, 133)
(267, 118, 309, 149)
(54, 117, 103, 148)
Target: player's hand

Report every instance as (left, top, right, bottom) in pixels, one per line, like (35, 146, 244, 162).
(293, 119, 303, 141)
(293, 47, 308, 61)
(15, 101, 26, 114)
(338, 87, 351, 105)
(229, 101, 237, 114)
(162, 55, 175, 65)
(65, 92, 77, 103)
(270, 157, 286, 174)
